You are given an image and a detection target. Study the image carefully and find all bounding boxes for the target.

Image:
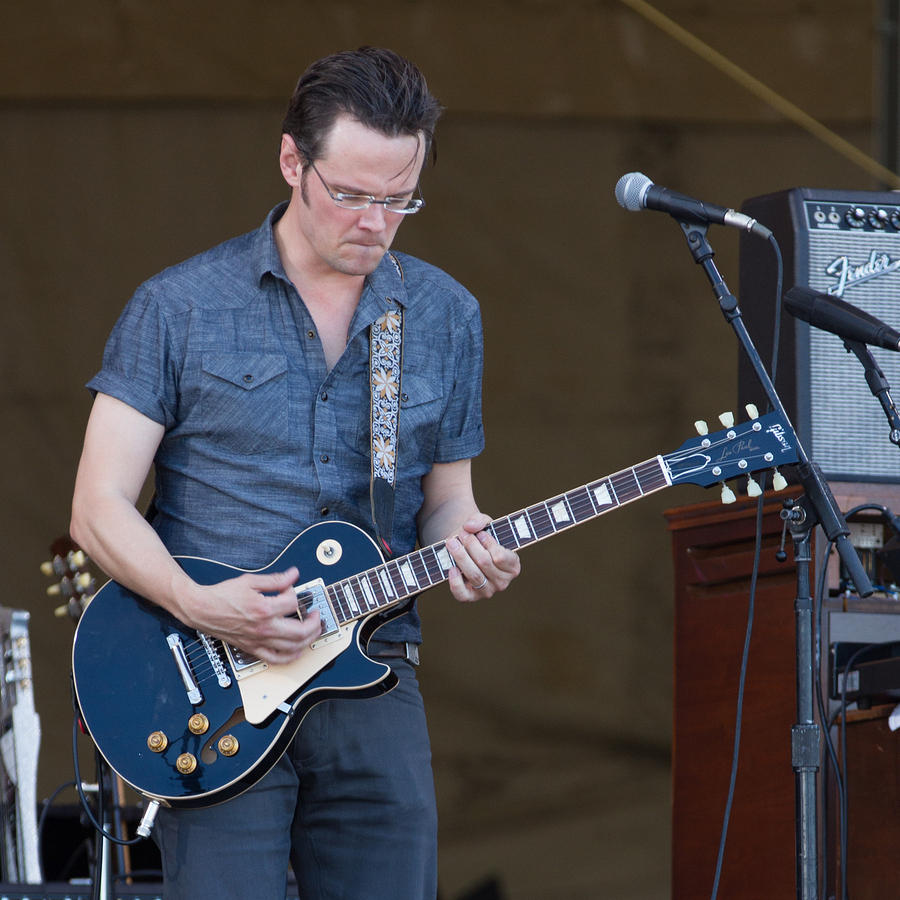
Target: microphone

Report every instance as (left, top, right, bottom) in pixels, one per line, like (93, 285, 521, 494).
(784, 285, 900, 351)
(614, 171, 773, 239)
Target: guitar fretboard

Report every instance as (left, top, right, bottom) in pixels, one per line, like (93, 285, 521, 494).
(321, 456, 670, 625)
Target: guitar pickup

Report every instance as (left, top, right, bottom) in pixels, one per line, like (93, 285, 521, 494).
(298, 579, 341, 647)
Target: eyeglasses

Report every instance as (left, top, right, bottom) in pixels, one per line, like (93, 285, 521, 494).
(306, 160, 425, 215)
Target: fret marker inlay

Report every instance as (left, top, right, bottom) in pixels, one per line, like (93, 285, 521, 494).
(514, 516, 531, 539)
(400, 562, 417, 587)
(594, 483, 613, 506)
(551, 501, 570, 524)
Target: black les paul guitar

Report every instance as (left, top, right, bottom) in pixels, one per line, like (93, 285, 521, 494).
(71, 409, 797, 809)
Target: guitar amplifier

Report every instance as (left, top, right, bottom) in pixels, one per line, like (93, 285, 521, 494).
(738, 187, 900, 482)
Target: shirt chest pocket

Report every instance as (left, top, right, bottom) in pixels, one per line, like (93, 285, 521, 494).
(200, 352, 289, 455)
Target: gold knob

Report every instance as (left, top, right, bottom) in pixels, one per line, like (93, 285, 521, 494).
(175, 753, 197, 774)
(217, 735, 239, 757)
(147, 731, 168, 753)
(188, 713, 209, 735)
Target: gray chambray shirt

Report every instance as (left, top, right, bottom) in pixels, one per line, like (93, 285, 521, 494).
(87, 203, 485, 643)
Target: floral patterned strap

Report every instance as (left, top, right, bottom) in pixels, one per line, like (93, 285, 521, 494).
(370, 305, 403, 489)
(369, 255, 404, 555)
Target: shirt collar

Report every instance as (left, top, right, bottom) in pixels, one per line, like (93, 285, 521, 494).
(254, 202, 410, 315)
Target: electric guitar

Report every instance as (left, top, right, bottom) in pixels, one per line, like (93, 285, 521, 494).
(71, 408, 798, 810)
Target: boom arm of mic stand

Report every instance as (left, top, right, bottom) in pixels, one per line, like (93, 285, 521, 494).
(842, 338, 900, 448)
(675, 218, 873, 598)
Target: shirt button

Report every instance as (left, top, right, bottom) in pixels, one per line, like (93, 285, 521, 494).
(321, 392, 328, 402)
(243, 374, 254, 383)
(307, 330, 316, 339)
(320, 454, 329, 463)
(320, 507, 329, 516)
(401, 392, 409, 403)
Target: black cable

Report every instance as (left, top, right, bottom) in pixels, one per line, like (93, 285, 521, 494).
(709, 231, 785, 898)
(767, 232, 784, 392)
(709, 478, 767, 900)
(72, 714, 144, 848)
(37, 779, 77, 881)
(814, 537, 842, 900)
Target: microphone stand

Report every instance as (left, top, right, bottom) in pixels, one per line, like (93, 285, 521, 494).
(842, 338, 900, 448)
(673, 218, 873, 900)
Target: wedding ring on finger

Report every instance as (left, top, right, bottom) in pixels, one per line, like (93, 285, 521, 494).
(471, 575, 488, 590)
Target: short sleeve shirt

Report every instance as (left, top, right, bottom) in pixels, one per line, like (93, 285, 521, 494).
(87, 203, 485, 642)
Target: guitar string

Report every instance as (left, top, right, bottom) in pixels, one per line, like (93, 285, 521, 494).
(163, 439, 759, 692)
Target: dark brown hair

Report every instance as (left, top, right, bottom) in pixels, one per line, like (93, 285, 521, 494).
(281, 47, 443, 164)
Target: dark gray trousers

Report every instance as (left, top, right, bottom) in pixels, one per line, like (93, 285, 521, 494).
(154, 660, 437, 899)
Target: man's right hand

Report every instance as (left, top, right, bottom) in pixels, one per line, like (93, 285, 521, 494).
(181, 566, 322, 665)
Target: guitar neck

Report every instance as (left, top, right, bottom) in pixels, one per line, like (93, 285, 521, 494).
(321, 456, 670, 625)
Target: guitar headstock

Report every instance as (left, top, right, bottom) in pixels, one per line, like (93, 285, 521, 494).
(665, 404, 798, 502)
(41, 536, 95, 622)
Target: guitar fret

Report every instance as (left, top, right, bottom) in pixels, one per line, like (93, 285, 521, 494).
(491, 518, 518, 551)
(636, 458, 667, 492)
(399, 558, 421, 590)
(561, 487, 586, 521)
(384, 560, 407, 598)
(411, 550, 435, 586)
(526, 504, 553, 539)
(610, 469, 640, 502)
(421, 546, 443, 583)
(360, 574, 378, 609)
(345, 580, 362, 614)
(511, 513, 533, 544)
(378, 568, 397, 600)
(329, 584, 350, 623)
(548, 498, 569, 527)
(569, 486, 596, 521)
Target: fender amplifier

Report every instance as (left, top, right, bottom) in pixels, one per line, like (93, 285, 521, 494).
(738, 187, 900, 482)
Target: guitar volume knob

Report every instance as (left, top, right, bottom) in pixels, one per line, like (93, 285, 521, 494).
(176, 753, 197, 774)
(218, 735, 239, 757)
(147, 731, 168, 753)
(188, 713, 209, 735)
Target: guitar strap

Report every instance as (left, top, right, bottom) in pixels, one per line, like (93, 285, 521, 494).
(369, 253, 404, 558)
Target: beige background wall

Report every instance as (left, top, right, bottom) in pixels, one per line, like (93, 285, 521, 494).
(1, 2, 888, 897)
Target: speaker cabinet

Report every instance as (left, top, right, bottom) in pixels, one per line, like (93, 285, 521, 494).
(738, 188, 900, 482)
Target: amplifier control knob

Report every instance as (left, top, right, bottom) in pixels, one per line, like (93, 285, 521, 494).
(846, 206, 867, 227)
(869, 208, 889, 228)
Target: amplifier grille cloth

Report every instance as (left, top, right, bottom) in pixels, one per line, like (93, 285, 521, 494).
(804, 228, 900, 480)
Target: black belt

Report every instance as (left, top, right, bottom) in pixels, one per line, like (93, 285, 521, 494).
(367, 640, 420, 665)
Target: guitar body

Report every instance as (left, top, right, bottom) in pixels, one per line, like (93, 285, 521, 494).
(72, 521, 401, 809)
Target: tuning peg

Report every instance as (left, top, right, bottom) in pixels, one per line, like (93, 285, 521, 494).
(772, 469, 788, 491)
(719, 411, 735, 428)
(746, 475, 762, 497)
(694, 420, 709, 436)
(39, 560, 54, 577)
(720, 483, 737, 504)
(69, 550, 87, 569)
(46, 583, 61, 597)
(74, 572, 93, 591)
(745, 403, 759, 420)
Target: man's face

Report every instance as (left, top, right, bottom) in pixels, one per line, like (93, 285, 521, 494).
(289, 115, 426, 278)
